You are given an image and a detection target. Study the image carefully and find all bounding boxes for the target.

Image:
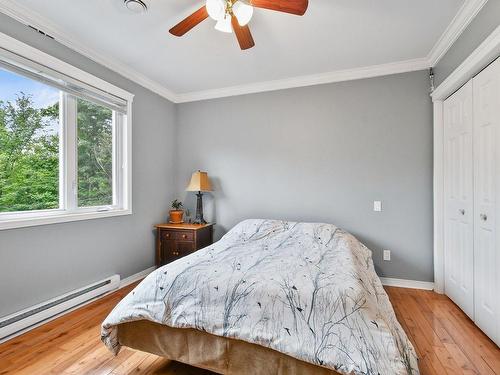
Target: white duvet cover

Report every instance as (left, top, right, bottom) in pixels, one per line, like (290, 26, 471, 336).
(102, 219, 419, 375)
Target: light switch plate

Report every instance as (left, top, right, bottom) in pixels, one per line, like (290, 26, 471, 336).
(374, 201, 382, 212)
(383, 250, 391, 261)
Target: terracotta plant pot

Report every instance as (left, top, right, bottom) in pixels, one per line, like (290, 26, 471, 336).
(169, 210, 184, 223)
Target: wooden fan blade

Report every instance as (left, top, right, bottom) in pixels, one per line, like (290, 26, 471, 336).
(231, 16, 255, 50)
(169, 6, 208, 36)
(250, 0, 308, 15)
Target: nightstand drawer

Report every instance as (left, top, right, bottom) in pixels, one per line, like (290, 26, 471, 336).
(175, 231, 194, 241)
(155, 223, 214, 267)
(161, 231, 173, 240)
(176, 241, 195, 254)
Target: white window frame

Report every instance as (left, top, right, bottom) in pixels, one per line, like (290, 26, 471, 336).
(0, 32, 133, 230)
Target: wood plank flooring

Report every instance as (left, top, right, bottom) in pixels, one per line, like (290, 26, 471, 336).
(0, 282, 498, 374)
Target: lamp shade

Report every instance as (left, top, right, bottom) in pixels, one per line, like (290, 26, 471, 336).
(186, 171, 212, 192)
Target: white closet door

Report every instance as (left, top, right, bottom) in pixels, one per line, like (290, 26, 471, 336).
(444, 80, 474, 318)
(473, 57, 500, 346)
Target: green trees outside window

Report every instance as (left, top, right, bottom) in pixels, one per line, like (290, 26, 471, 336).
(77, 98, 113, 207)
(0, 89, 115, 213)
(0, 94, 59, 212)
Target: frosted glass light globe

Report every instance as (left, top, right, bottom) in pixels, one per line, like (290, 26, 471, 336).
(206, 0, 226, 21)
(232, 1, 253, 26)
(215, 15, 233, 33)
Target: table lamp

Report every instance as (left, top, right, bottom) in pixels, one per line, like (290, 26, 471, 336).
(186, 170, 212, 224)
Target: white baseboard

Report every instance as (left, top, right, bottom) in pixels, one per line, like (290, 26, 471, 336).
(120, 266, 156, 288)
(0, 266, 156, 344)
(380, 277, 435, 290)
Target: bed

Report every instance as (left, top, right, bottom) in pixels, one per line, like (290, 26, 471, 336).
(102, 219, 419, 375)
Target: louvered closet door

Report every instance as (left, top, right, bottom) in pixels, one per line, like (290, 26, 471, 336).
(473, 57, 500, 346)
(444, 80, 474, 319)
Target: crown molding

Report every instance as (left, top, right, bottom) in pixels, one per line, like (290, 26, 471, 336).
(175, 58, 430, 103)
(427, 0, 488, 66)
(0, 0, 177, 102)
(0, 0, 486, 103)
(431, 25, 500, 101)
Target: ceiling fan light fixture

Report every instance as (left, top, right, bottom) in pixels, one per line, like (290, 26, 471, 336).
(206, 0, 226, 21)
(124, 0, 148, 13)
(214, 15, 233, 33)
(169, 0, 308, 50)
(232, 1, 253, 26)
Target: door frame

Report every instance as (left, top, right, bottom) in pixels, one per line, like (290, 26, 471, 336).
(432, 26, 500, 293)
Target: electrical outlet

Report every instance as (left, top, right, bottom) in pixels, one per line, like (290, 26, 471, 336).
(373, 201, 382, 212)
(383, 250, 391, 261)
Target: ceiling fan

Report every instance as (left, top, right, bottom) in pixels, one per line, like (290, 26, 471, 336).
(169, 0, 308, 50)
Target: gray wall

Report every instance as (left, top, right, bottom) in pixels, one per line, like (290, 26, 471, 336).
(434, 0, 500, 85)
(176, 70, 433, 282)
(0, 14, 176, 317)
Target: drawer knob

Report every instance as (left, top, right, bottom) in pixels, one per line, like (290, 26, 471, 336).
(459, 209, 465, 215)
(165, 233, 170, 238)
(480, 213, 488, 221)
(182, 234, 187, 239)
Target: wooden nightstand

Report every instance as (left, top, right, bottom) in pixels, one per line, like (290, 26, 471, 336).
(154, 223, 214, 267)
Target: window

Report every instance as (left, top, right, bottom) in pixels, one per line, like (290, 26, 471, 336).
(0, 32, 133, 230)
(77, 98, 114, 207)
(0, 68, 60, 213)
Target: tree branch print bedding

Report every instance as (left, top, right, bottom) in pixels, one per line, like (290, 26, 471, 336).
(102, 219, 419, 375)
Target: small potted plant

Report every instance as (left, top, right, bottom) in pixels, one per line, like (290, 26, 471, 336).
(169, 199, 184, 223)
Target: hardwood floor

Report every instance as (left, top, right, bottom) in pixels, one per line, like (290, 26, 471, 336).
(0, 283, 498, 375)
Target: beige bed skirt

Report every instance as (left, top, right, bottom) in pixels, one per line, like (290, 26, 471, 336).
(116, 320, 340, 375)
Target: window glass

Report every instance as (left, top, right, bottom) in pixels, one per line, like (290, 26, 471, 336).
(0, 68, 60, 213)
(0, 41, 131, 229)
(77, 98, 113, 207)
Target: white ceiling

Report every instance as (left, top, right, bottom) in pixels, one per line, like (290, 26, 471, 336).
(2, 0, 468, 98)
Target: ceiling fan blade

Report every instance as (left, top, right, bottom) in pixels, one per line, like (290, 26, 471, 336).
(231, 15, 255, 50)
(250, 0, 308, 15)
(169, 6, 208, 36)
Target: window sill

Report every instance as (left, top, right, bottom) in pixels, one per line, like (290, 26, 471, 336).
(0, 209, 132, 231)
